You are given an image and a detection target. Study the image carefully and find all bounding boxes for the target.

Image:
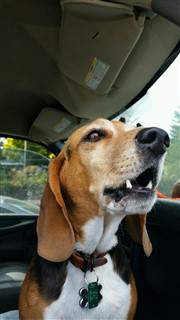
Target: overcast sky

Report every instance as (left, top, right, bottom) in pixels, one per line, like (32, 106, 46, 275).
(121, 53, 180, 135)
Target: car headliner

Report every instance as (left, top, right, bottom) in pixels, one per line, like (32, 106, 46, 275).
(0, 0, 180, 146)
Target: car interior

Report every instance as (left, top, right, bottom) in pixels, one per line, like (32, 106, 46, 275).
(0, 0, 180, 319)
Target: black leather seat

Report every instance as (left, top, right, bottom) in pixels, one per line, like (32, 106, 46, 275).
(134, 199, 180, 320)
(0, 263, 27, 313)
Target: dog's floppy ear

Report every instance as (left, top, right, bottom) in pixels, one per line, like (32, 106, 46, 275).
(37, 151, 75, 262)
(124, 214, 152, 257)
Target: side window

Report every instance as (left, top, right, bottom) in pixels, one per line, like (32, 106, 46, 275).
(0, 138, 52, 215)
(158, 108, 180, 196)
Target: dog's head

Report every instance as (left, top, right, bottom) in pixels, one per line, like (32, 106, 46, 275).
(37, 119, 170, 261)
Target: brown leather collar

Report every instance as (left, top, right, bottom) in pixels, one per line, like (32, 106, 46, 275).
(70, 251, 108, 272)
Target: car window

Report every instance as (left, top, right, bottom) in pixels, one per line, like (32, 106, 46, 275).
(116, 53, 180, 197)
(0, 138, 52, 215)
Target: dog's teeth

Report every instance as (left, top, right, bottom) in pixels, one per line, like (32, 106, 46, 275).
(126, 179, 132, 189)
(146, 181, 153, 189)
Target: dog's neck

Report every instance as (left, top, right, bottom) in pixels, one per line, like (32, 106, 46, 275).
(75, 211, 125, 255)
(61, 179, 125, 255)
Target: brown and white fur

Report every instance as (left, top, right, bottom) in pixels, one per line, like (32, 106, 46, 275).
(19, 118, 169, 320)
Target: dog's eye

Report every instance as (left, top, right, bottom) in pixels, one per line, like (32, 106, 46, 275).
(84, 130, 105, 143)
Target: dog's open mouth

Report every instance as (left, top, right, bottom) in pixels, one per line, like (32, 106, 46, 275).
(103, 166, 157, 202)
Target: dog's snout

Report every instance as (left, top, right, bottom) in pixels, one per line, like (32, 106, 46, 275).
(136, 127, 170, 155)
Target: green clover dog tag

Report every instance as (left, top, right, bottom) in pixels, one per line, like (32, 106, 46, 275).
(87, 282, 102, 309)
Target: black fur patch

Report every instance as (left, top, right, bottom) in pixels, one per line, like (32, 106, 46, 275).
(109, 242, 131, 284)
(109, 224, 132, 284)
(33, 253, 68, 301)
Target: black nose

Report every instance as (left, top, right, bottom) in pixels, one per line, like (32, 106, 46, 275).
(136, 127, 170, 155)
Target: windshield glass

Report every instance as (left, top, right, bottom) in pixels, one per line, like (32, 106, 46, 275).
(118, 53, 180, 197)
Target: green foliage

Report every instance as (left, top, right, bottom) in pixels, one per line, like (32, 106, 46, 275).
(0, 138, 52, 204)
(3, 166, 47, 200)
(3, 138, 54, 158)
(159, 107, 180, 196)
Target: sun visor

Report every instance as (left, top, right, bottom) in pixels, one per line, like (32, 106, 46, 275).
(58, 0, 147, 95)
(29, 108, 81, 143)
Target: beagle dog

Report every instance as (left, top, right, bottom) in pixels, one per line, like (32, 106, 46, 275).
(19, 118, 169, 320)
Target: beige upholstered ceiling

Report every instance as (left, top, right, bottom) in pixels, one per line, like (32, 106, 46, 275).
(0, 0, 180, 144)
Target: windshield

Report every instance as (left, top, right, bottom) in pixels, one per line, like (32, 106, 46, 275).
(118, 53, 180, 197)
